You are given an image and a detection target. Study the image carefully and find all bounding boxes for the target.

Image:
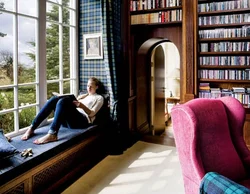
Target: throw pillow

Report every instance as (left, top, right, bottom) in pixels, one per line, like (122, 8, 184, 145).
(0, 129, 18, 159)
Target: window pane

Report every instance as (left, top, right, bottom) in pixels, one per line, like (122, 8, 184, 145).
(0, 112, 14, 134)
(19, 107, 36, 129)
(63, 80, 70, 93)
(47, 82, 59, 99)
(46, 22, 59, 80)
(18, 85, 36, 106)
(63, 26, 70, 78)
(0, 12, 14, 85)
(46, 2, 59, 22)
(62, 0, 69, 7)
(69, 0, 75, 9)
(0, 88, 14, 110)
(18, 0, 37, 17)
(0, 0, 14, 12)
(18, 16, 36, 83)
(62, 7, 69, 24)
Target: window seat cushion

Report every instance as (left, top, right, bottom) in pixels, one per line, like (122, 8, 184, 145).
(0, 129, 18, 159)
(0, 124, 99, 186)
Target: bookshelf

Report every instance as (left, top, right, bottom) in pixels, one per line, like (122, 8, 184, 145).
(197, 0, 250, 106)
(196, 0, 250, 149)
(130, 0, 182, 25)
(127, 0, 185, 134)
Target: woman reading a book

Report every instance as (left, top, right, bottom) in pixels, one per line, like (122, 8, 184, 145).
(21, 77, 104, 144)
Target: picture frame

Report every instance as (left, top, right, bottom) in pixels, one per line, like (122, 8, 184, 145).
(83, 33, 103, 60)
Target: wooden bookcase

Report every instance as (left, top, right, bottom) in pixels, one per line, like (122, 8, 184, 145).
(128, 0, 184, 133)
(195, 0, 250, 148)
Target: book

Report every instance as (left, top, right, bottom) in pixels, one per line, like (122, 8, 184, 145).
(52, 92, 77, 101)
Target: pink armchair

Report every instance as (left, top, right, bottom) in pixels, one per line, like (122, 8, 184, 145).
(171, 96, 250, 194)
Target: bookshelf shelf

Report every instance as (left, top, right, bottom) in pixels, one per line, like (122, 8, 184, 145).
(198, 0, 237, 2)
(199, 23, 250, 29)
(199, 65, 250, 69)
(131, 21, 182, 27)
(199, 51, 250, 56)
(198, 8, 250, 16)
(199, 79, 250, 83)
(130, 6, 182, 15)
(199, 37, 250, 42)
(245, 107, 250, 114)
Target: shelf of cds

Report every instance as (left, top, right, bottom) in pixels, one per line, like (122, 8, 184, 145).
(197, 0, 250, 106)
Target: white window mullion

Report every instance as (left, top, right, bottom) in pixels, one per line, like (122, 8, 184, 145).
(38, 0, 47, 111)
(59, 5, 63, 93)
(70, 27, 76, 94)
(59, 24, 63, 93)
(70, 2, 78, 95)
(13, 0, 19, 132)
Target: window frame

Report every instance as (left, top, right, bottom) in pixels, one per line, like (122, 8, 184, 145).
(0, 0, 78, 137)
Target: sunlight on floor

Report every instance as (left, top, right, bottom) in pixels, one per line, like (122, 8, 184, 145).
(110, 171, 154, 184)
(99, 149, 181, 194)
(62, 141, 184, 194)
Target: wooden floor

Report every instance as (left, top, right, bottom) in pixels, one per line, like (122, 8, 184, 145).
(141, 119, 176, 147)
(56, 120, 176, 193)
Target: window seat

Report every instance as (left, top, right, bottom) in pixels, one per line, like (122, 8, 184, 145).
(0, 124, 108, 194)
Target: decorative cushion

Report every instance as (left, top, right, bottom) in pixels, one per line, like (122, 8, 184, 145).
(200, 172, 250, 194)
(0, 129, 18, 159)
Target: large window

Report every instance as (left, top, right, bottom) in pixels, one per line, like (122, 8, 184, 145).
(0, 0, 78, 136)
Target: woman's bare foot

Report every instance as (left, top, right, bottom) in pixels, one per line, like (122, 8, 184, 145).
(33, 134, 58, 144)
(21, 127, 34, 140)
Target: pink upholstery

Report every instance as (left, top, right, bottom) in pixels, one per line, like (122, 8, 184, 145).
(171, 96, 250, 194)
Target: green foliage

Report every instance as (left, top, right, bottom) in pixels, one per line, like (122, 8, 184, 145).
(0, 92, 14, 133)
(0, 0, 71, 134)
(19, 108, 36, 129)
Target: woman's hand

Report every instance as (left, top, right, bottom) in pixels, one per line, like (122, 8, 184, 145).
(73, 100, 81, 107)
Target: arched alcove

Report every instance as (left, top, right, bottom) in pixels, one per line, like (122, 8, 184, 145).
(136, 38, 181, 135)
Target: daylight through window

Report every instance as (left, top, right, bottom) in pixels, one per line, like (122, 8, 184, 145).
(0, 0, 77, 136)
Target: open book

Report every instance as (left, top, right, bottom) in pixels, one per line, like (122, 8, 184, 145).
(52, 92, 77, 101)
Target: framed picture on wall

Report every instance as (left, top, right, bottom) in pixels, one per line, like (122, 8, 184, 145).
(83, 33, 103, 60)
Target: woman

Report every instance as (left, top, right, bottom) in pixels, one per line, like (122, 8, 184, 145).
(21, 77, 104, 144)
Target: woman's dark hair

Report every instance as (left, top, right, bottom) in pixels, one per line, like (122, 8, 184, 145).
(89, 77, 106, 94)
(89, 77, 100, 87)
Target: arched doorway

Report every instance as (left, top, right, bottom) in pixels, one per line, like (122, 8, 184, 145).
(136, 38, 181, 135)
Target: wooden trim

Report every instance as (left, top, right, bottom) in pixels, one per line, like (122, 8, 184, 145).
(182, 0, 196, 101)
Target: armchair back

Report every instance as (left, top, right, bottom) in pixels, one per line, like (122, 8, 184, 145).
(171, 97, 249, 194)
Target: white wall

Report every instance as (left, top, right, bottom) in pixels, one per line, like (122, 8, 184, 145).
(162, 42, 180, 97)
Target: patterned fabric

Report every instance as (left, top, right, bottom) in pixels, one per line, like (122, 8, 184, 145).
(200, 172, 250, 194)
(79, 0, 122, 112)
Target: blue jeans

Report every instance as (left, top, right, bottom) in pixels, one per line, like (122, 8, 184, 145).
(31, 96, 89, 134)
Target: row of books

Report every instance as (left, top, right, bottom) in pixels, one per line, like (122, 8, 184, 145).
(130, 0, 182, 11)
(199, 56, 250, 66)
(131, 10, 182, 24)
(199, 13, 250, 26)
(199, 84, 250, 93)
(198, 0, 250, 12)
(199, 27, 250, 39)
(198, 92, 250, 105)
(199, 83, 250, 104)
(200, 42, 250, 52)
(198, 69, 250, 80)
